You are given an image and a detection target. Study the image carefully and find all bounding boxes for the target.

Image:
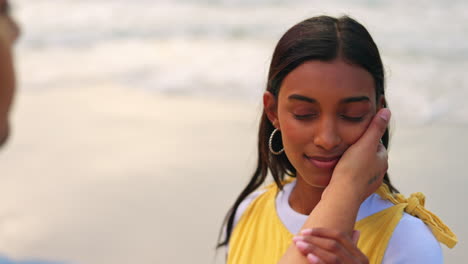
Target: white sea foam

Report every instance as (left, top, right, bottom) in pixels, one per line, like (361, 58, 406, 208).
(12, 0, 468, 124)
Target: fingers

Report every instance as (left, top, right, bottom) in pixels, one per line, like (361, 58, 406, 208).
(375, 142, 389, 180)
(301, 228, 357, 254)
(359, 108, 391, 150)
(362, 133, 388, 194)
(306, 253, 323, 264)
(294, 237, 350, 264)
(377, 142, 387, 154)
(293, 228, 369, 264)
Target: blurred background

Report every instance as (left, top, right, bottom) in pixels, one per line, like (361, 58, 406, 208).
(1, 0, 466, 263)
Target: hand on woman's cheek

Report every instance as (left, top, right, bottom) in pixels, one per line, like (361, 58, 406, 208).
(326, 109, 391, 202)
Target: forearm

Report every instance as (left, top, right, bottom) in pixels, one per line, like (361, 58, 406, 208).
(304, 183, 361, 232)
(278, 183, 362, 264)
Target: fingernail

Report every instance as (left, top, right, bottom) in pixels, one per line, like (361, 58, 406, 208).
(379, 108, 391, 122)
(292, 236, 304, 243)
(307, 253, 320, 263)
(300, 228, 313, 235)
(296, 241, 308, 251)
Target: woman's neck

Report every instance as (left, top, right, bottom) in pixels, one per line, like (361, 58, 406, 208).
(288, 176, 326, 215)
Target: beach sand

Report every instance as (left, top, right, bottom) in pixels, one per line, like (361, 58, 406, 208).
(0, 85, 465, 263)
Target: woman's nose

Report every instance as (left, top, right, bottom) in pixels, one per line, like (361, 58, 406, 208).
(313, 117, 341, 151)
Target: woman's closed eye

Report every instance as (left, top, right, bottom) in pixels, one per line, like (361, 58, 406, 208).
(292, 110, 318, 120)
(294, 114, 316, 120)
(339, 106, 370, 122)
(340, 114, 365, 122)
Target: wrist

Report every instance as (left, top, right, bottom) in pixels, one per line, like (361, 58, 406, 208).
(313, 183, 362, 234)
(322, 181, 364, 206)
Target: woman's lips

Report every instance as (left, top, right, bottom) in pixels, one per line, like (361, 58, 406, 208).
(305, 155, 341, 169)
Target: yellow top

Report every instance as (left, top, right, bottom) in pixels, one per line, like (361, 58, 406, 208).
(227, 181, 457, 264)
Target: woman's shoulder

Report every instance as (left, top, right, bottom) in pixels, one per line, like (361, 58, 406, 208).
(359, 190, 443, 242)
(233, 188, 267, 227)
(233, 180, 291, 227)
(356, 193, 394, 221)
(359, 190, 443, 263)
(383, 212, 442, 263)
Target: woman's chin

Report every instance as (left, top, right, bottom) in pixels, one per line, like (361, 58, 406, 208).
(297, 170, 333, 189)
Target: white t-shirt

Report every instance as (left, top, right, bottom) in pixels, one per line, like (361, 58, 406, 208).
(233, 180, 443, 264)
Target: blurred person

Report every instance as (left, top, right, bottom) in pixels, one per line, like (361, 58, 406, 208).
(0, 2, 66, 264)
(0, 0, 19, 147)
(218, 15, 457, 264)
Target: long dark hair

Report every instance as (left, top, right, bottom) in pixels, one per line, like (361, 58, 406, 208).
(217, 15, 398, 248)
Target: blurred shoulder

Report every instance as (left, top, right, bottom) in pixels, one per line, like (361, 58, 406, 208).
(383, 212, 442, 264)
(359, 192, 443, 263)
(233, 188, 267, 227)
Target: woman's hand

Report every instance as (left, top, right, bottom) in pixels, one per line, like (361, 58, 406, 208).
(293, 228, 368, 264)
(325, 108, 391, 203)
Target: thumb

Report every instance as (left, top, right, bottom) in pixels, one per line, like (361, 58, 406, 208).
(360, 108, 391, 149)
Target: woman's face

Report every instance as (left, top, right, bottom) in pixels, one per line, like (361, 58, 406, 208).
(265, 60, 383, 188)
(0, 0, 20, 146)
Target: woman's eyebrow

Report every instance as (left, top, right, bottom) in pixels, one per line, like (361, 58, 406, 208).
(340, 96, 370, 104)
(288, 94, 317, 103)
(288, 94, 370, 104)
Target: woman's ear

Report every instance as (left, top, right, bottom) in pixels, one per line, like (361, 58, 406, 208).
(263, 91, 280, 129)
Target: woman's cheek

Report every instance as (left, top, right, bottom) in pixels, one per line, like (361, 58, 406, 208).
(340, 119, 373, 145)
(280, 118, 311, 152)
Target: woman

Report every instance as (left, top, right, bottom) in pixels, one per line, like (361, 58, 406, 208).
(0, 0, 20, 147)
(218, 15, 457, 263)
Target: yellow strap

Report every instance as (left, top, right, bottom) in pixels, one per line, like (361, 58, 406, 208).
(376, 184, 458, 248)
(355, 204, 407, 264)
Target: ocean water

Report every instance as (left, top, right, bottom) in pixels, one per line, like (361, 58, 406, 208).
(0, 256, 64, 264)
(12, 0, 468, 124)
